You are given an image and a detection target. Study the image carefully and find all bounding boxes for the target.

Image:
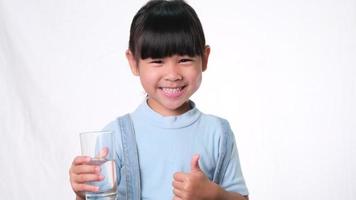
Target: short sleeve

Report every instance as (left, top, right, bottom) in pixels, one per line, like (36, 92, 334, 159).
(219, 120, 249, 196)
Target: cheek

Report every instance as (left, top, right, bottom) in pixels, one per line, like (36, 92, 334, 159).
(139, 72, 158, 90)
(189, 71, 203, 88)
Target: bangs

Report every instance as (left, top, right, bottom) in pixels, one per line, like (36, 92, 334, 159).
(138, 28, 203, 59)
(130, 0, 205, 60)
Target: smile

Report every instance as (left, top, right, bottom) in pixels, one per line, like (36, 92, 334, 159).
(159, 86, 186, 97)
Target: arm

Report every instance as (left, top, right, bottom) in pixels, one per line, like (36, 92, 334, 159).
(216, 120, 249, 200)
(214, 183, 249, 200)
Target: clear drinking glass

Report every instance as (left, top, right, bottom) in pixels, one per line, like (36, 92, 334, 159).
(80, 131, 117, 200)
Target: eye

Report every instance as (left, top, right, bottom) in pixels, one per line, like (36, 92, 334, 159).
(150, 59, 163, 64)
(179, 58, 193, 63)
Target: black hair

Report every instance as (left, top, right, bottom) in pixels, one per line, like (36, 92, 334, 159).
(129, 0, 206, 60)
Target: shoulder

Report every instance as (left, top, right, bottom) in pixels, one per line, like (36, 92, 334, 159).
(102, 117, 120, 132)
(101, 115, 131, 162)
(198, 112, 232, 132)
(102, 114, 132, 135)
(198, 112, 236, 147)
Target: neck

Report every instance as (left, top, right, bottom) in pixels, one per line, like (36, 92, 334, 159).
(146, 99, 191, 116)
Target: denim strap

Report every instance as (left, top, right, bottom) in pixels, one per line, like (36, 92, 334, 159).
(119, 114, 141, 200)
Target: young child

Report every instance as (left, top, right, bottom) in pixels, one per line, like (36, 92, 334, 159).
(69, 0, 249, 199)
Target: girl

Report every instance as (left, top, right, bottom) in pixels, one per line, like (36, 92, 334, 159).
(69, 0, 249, 199)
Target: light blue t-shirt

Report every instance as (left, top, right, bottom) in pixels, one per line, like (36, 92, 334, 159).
(104, 100, 248, 199)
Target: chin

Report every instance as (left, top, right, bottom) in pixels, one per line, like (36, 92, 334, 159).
(164, 103, 183, 110)
(164, 100, 189, 111)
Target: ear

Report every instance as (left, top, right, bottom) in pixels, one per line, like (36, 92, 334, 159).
(126, 50, 140, 76)
(202, 45, 210, 72)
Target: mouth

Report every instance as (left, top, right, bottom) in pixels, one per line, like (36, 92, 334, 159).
(159, 86, 186, 97)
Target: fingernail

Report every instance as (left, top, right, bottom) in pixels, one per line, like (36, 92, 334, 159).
(99, 175, 105, 180)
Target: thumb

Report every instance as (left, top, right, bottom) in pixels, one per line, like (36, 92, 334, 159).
(190, 154, 201, 172)
(96, 147, 109, 159)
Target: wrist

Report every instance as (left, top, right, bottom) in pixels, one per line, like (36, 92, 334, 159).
(214, 184, 227, 200)
(76, 195, 85, 200)
(207, 181, 224, 200)
(212, 183, 247, 200)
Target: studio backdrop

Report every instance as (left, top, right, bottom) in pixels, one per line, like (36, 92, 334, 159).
(0, 0, 355, 199)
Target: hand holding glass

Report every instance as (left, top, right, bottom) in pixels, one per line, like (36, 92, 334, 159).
(80, 131, 117, 200)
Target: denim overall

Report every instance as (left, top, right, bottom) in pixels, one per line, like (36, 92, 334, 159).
(117, 114, 232, 200)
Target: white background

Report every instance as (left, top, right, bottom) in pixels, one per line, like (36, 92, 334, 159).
(0, 0, 355, 199)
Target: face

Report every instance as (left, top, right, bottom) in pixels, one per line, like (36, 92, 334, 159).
(126, 47, 210, 116)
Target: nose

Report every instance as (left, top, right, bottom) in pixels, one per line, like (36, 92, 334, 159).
(164, 64, 183, 82)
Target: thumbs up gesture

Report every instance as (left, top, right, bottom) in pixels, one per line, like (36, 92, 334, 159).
(172, 154, 216, 200)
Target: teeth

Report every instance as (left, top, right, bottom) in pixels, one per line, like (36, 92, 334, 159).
(162, 87, 182, 94)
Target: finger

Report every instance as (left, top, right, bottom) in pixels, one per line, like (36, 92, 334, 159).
(173, 172, 187, 182)
(172, 188, 184, 198)
(72, 182, 100, 193)
(72, 173, 104, 184)
(72, 156, 91, 165)
(96, 147, 109, 159)
(173, 195, 183, 200)
(71, 164, 101, 175)
(190, 154, 201, 172)
(173, 196, 182, 200)
(172, 180, 185, 190)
